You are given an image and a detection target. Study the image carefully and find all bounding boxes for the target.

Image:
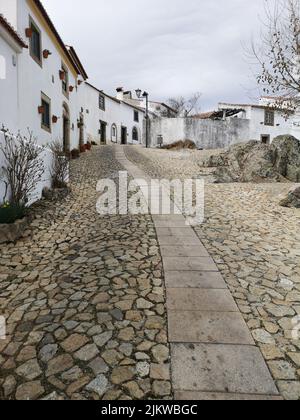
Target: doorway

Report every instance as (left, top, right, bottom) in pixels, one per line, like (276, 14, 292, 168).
(121, 126, 127, 145)
(261, 135, 270, 145)
(100, 121, 107, 144)
(79, 114, 84, 148)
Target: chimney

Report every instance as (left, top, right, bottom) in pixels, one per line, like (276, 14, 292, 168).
(116, 87, 124, 101)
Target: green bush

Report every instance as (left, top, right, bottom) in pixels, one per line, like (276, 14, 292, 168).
(0, 203, 25, 224)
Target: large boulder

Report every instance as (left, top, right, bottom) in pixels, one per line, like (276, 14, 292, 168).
(271, 135, 300, 182)
(202, 136, 300, 183)
(279, 186, 300, 208)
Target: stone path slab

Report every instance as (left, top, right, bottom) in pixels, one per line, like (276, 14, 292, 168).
(164, 271, 227, 289)
(163, 257, 218, 272)
(171, 343, 279, 396)
(174, 391, 282, 401)
(167, 288, 239, 312)
(168, 311, 254, 344)
(160, 245, 209, 258)
(116, 146, 279, 400)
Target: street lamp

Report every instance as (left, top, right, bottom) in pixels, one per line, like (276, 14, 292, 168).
(135, 89, 149, 148)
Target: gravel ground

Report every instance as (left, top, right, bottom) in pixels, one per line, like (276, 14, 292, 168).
(0, 146, 172, 401)
(125, 145, 300, 400)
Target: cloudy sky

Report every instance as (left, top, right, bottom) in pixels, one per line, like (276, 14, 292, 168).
(42, 0, 266, 111)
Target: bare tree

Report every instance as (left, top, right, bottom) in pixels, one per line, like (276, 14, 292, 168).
(167, 92, 202, 117)
(252, 0, 300, 115)
(0, 128, 45, 206)
(49, 140, 69, 189)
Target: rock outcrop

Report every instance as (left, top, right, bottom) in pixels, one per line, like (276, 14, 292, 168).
(279, 186, 300, 208)
(201, 135, 300, 183)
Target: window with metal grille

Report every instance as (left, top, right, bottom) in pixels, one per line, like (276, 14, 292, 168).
(134, 111, 139, 122)
(99, 94, 105, 110)
(264, 110, 275, 126)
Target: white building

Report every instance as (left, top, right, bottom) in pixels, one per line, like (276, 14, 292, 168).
(0, 0, 90, 152)
(81, 83, 145, 146)
(115, 88, 178, 118)
(216, 99, 300, 144)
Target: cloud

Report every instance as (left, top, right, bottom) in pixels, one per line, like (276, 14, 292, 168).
(42, 0, 265, 111)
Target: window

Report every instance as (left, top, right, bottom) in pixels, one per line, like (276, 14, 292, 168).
(132, 127, 138, 141)
(134, 110, 139, 122)
(264, 109, 275, 126)
(99, 94, 105, 111)
(41, 93, 51, 132)
(61, 64, 69, 97)
(111, 124, 117, 142)
(29, 18, 42, 65)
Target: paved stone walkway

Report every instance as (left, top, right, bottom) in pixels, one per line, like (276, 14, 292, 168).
(0, 146, 172, 400)
(116, 146, 280, 400)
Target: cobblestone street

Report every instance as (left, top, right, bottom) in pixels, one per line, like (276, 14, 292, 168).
(0, 147, 171, 400)
(1, 145, 300, 400)
(125, 145, 300, 401)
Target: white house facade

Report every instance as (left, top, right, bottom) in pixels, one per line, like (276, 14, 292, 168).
(81, 83, 145, 146)
(0, 0, 90, 152)
(217, 101, 300, 144)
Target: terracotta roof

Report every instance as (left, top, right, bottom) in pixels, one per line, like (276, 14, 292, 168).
(0, 14, 27, 48)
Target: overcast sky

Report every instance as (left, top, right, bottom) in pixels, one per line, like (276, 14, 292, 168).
(42, 0, 266, 111)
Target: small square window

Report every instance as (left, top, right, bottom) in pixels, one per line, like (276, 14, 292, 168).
(29, 18, 42, 65)
(134, 111, 139, 122)
(99, 94, 105, 111)
(41, 93, 51, 132)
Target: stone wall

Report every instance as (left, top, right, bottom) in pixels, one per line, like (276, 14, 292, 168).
(147, 117, 251, 149)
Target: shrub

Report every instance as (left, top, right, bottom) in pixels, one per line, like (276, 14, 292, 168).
(80, 145, 86, 153)
(162, 140, 197, 150)
(49, 140, 69, 189)
(0, 129, 45, 208)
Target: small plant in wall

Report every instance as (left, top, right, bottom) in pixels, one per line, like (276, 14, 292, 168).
(0, 128, 45, 225)
(43, 49, 52, 59)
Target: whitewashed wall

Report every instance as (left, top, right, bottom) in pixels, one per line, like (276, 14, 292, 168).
(248, 107, 294, 142)
(148, 117, 251, 149)
(0, 35, 19, 130)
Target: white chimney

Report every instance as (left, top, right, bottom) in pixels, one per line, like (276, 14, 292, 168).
(116, 87, 124, 101)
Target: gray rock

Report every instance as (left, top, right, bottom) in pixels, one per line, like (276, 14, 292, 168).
(86, 375, 108, 397)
